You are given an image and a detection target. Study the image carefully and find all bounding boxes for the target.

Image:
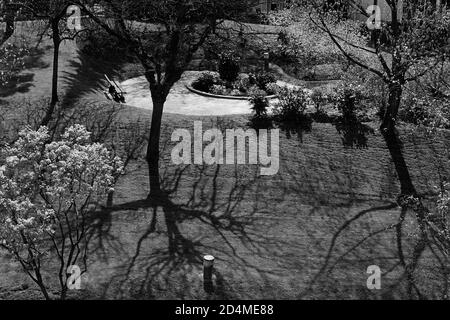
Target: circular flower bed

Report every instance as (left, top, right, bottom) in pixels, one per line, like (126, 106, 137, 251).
(189, 71, 280, 99)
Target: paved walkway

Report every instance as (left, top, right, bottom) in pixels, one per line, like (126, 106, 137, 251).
(120, 71, 308, 116)
(120, 72, 254, 116)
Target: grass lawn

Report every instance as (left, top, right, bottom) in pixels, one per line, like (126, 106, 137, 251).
(80, 117, 450, 300)
(0, 21, 449, 300)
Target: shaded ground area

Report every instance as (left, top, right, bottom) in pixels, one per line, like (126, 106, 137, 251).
(86, 118, 449, 300)
(2, 111, 449, 300)
(0, 22, 79, 105)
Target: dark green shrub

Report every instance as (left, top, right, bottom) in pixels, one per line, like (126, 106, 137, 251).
(255, 72, 277, 91)
(250, 93, 269, 117)
(272, 87, 313, 139)
(340, 66, 388, 122)
(249, 92, 272, 129)
(233, 74, 251, 93)
(333, 84, 364, 123)
(211, 84, 228, 95)
(192, 72, 220, 93)
(247, 86, 265, 97)
(273, 87, 311, 123)
(310, 89, 334, 123)
(265, 83, 280, 95)
(277, 30, 290, 45)
(218, 52, 240, 82)
(310, 89, 326, 113)
(248, 73, 257, 86)
(332, 84, 375, 148)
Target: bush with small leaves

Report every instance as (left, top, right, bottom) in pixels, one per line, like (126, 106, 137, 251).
(230, 89, 242, 96)
(310, 89, 326, 113)
(333, 84, 365, 123)
(218, 51, 240, 83)
(340, 66, 387, 121)
(265, 82, 280, 95)
(310, 89, 334, 123)
(247, 85, 266, 97)
(249, 92, 272, 129)
(250, 93, 269, 117)
(272, 87, 312, 124)
(211, 84, 228, 95)
(192, 72, 221, 93)
(255, 72, 277, 91)
(233, 74, 251, 93)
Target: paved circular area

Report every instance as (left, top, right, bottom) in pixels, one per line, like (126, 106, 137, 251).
(120, 71, 308, 116)
(120, 71, 254, 116)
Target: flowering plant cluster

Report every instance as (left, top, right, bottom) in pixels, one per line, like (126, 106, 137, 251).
(0, 124, 123, 299)
(0, 43, 29, 87)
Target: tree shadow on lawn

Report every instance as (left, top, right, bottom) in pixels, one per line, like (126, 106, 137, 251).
(87, 163, 292, 299)
(60, 50, 130, 108)
(298, 128, 450, 300)
(333, 118, 375, 149)
(300, 202, 449, 300)
(0, 47, 48, 100)
(277, 118, 313, 143)
(83, 122, 449, 300)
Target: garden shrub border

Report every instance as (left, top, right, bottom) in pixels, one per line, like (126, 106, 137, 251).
(186, 83, 278, 100)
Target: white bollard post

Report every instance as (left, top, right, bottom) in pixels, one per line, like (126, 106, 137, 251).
(203, 255, 215, 293)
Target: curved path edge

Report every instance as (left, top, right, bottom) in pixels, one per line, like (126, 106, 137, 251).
(186, 84, 278, 101)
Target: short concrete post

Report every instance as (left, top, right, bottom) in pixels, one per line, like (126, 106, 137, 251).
(263, 52, 270, 72)
(203, 255, 214, 293)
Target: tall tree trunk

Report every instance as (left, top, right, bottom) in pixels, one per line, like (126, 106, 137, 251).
(41, 19, 61, 127)
(382, 128, 417, 196)
(0, 0, 15, 46)
(381, 82, 403, 132)
(146, 95, 165, 198)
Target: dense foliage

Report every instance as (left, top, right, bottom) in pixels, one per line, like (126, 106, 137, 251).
(192, 71, 279, 97)
(0, 43, 29, 88)
(218, 51, 241, 83)
(0, 124, 123, 299)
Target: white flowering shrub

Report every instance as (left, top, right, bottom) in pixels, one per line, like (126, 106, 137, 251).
(0, 124, 123, 299)
(0, 43, 29, 87)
